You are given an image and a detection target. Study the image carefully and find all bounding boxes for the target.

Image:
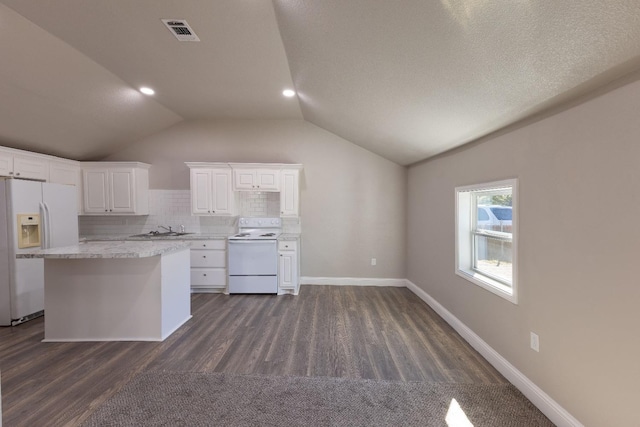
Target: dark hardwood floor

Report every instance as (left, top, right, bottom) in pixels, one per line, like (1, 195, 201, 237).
(0, 286, 506, 426)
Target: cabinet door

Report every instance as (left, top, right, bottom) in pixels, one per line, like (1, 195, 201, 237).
(233, 169, 256, 190)
(280, 169, 299, 217)
(109, 169, 135, 213)
(191, 169, 213, 214)
(256, 169, 280, 191)
(211, 169, 234, 215)
(0, 150, 13, 176)
(279, 250, 298, 290)
(13, 155, 49, 181)
(83, 169, 110, 214)
(49, 161, 80, 186)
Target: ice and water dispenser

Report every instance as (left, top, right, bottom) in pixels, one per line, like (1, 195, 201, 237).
(17, 214, 41, 249)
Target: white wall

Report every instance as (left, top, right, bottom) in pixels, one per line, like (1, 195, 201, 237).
(104, 119, 407, 279)
(407, 77, 640, 426)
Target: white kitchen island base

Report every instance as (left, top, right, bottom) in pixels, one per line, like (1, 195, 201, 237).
(42, 247, 191, 342)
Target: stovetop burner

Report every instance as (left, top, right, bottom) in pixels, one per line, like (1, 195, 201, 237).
(229, 217, 282, 241)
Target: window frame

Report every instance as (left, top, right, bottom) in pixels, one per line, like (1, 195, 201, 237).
(455, 178, 518, 304)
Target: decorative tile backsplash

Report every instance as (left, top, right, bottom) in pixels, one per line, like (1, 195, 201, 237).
(79, 190, 300, 236)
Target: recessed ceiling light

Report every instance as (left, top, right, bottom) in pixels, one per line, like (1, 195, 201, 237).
(140, 87, 155, 96)
(282, 89, 296, 97)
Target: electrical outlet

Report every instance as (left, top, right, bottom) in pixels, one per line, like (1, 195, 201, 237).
(371, 258, 377, 266)
(530, 332, 540, 352)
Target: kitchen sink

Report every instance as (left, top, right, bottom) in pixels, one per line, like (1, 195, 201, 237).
(129, 232, 194, 238)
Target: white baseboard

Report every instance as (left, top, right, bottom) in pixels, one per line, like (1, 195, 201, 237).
(300, 276, 406, 287)
(405, 280, 583, 427)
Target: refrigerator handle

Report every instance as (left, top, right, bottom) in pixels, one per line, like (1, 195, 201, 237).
(40, 203, 51, 249)
(44, 202, 53, 249)
(39, 202, 48, 249)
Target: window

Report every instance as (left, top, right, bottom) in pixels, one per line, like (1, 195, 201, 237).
(456, 179, 517, 303)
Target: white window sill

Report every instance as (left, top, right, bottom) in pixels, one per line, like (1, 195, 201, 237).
(456, 269, 518, 304)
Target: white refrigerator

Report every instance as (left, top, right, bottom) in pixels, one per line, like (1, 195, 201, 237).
(0, 179, 78, 326)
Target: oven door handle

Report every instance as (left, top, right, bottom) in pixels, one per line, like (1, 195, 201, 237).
(228, 240, 277, 244)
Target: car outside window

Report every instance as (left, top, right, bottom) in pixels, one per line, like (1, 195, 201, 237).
(490, 207, 512, 221)
(477, 208, 490, 221)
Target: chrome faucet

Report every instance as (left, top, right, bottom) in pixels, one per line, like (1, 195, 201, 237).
(158, 225, 172, 232)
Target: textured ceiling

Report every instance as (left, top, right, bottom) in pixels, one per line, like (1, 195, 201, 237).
(273, 0, 640, 164)
(1, 1, 640, 164)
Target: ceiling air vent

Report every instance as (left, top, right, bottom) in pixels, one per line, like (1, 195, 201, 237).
(162, 19, 200, 42)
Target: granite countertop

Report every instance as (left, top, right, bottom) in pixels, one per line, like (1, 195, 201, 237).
(83, 233, 300, 242)
(82, 233, 232, 242)
(17, 240, 190, 259)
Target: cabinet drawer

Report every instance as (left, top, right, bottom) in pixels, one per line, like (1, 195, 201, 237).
(278, 241, 298, 251)
(190, 250, 226, 267)
(189, 240, 226, 250)
(190, 268, 226, 287)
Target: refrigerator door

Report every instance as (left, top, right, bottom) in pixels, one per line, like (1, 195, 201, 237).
(0, 181, 11, 325)
(42, 182, 79, 248)
(6, 179, 45, 323)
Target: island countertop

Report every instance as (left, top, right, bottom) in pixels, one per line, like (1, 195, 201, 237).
(16, 240, 190, 259)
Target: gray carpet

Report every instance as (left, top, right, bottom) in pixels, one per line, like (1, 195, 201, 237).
(82, 372, 554, 427)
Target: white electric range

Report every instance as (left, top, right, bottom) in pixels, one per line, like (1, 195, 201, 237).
(228, 217, 282, 294)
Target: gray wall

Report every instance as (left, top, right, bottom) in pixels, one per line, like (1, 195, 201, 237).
(105, 119, 407, 279)
(407, 77, 640, 426)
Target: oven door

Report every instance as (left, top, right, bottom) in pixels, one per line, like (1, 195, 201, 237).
(228, 240, 278, 276)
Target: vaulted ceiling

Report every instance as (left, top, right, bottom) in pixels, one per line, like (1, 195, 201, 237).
(2, 1, 640, 165)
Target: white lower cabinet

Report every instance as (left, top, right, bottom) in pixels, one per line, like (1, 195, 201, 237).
(278, 240, 299, 295)
(189, 239, 227, 292)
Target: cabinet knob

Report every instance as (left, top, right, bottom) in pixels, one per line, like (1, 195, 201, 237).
(8, 172, 13, 175)
(203, 274, 207, 277)
(203, 244, 206, 247)
(212, 210, 215, 213)
(203, 255, 206, 258)
(15, 172, 20, 176)
(105, 209, 108, 212)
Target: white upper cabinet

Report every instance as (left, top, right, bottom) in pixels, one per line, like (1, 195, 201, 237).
(187, 164, 234, 216)
(0, 147, 49, 181)
(280, 169, 300, 217)
(0, 150, 11, 176)
(49, 160, 81, 186)
(81, 162, 150, 215)
(187, 162, 302, 217)
(232, 168, 280, 191)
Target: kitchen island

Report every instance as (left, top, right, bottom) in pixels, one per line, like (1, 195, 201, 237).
(17, 241, 191, 342)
